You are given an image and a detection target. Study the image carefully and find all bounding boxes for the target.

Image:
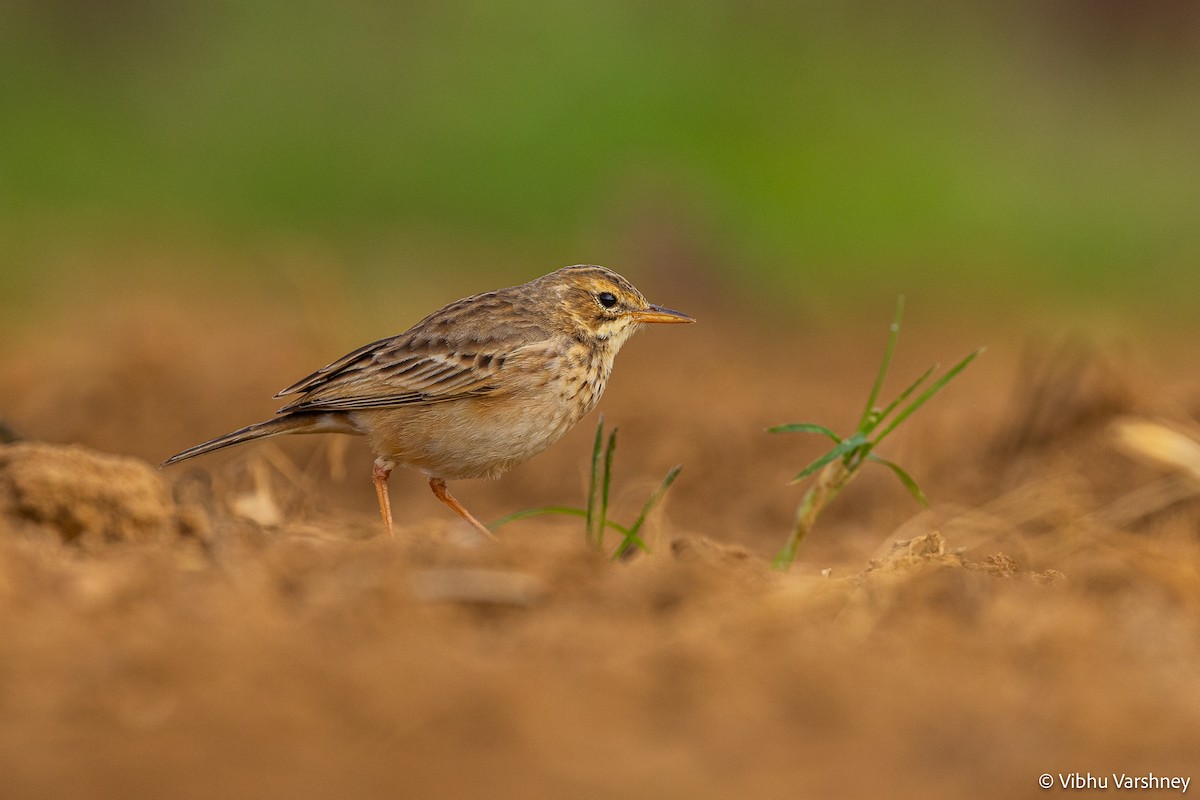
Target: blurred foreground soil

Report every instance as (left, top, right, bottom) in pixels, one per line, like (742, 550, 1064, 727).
(2, 293, 1199, 799)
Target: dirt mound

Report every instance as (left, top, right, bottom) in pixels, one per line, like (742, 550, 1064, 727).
(0, 442, 185, 546)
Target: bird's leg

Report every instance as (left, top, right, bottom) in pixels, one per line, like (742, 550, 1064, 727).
(428, 478, 497, 541)
(372, 458, 395, 537)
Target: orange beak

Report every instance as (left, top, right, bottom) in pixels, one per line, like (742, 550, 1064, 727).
(630, 304, 695, 324)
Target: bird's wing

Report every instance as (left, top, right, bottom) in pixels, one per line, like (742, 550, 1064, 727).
(273, 324, 548, 413)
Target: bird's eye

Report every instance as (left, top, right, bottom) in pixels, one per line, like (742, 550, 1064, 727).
(597, 292, 618, 309)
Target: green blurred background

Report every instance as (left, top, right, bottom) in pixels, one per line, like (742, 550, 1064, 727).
(2, 0, 1198, 317)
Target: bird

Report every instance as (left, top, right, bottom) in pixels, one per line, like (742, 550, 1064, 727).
(162, 265, 694, 538)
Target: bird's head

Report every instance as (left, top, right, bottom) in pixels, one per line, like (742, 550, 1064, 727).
(539, 265, 694, 349)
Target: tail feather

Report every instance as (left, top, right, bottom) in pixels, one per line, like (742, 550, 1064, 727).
(161, 412, 354, 467)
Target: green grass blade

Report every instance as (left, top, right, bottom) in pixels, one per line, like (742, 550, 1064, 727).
(791, 434, 868, 482)
(772, 543, 800, 569)
(608, 510, 649, 553)
(584, 416, 605, 546)
(489, 505, 590, 530)
(599, 428, 617, 548)
(874, 348, 983, 444)
(872, 364, 936, 430)
(867, 454, 929, 506)
(613, 465, 682, 559)
(627, 466, 682, 539)
(767, 423, 842, 443)
(857, 295, 905, 431)
(610, 525, 649, 555)
(489, 506, 641, 540)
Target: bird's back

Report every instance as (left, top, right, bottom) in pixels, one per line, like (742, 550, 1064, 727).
(274, 284, 559, 415)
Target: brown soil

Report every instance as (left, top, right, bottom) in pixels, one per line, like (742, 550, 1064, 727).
(2, 293, 1199, 799)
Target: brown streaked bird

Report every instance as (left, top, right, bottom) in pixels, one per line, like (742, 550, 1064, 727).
(163, 265, 693, 537)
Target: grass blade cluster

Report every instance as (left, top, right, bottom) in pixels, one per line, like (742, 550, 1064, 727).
(490, 416, 682, 559)
(770, 297, 982, 569)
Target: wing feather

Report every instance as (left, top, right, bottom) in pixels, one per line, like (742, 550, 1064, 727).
(273, 299, 551, 414)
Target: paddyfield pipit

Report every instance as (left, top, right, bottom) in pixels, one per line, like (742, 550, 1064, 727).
(163, 265, 693, 537)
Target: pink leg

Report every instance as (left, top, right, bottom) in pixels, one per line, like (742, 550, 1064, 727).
(372, 459, 394, 537)
(428, 478, 497, 540)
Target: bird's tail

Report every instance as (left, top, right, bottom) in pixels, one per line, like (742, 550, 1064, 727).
(161, 412, 355, 467)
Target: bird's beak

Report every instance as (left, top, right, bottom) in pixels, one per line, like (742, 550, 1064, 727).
(631, 304, 695, 324)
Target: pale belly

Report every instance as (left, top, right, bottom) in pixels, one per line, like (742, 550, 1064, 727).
(351, 376, 605, 480)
